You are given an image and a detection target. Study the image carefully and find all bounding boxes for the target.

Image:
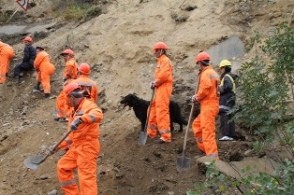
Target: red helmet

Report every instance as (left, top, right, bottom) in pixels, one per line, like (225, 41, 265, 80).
(60, 49, 74, 56)
(64, 82, 80, 96)
(78, 63, 91, 75)
(23, 36, 33, 43)
(152, 42, 169, 51)
(195, 52, 210, 63)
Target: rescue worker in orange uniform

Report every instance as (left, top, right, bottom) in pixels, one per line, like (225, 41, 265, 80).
(191, 52, 220, 159)
(33, 46, 55, 98)
(73, 63, 98, 102)
(13, 36, 36, 82)
(147, 42, 173, 144)
(54, 82, 103, 195)
(55, 49, 78, 122)
(0, 39, 15, 83)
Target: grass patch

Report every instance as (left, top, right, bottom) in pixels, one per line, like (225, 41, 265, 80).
(51, 0, 104, 21)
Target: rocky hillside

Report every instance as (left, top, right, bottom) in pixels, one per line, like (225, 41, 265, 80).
(0, 0, 293, 194)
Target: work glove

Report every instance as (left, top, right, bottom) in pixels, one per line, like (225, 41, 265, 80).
(48, 145, 59, 155)
(190, 95, 196, 103)
(150, 82, 155, 89)
(70, 118, 83, 131)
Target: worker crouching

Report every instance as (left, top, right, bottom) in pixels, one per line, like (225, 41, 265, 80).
(33, 46, 55, 98)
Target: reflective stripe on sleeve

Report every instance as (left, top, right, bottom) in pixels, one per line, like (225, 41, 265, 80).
(65, 138, 72, 144)
(89, 114, 96, 122)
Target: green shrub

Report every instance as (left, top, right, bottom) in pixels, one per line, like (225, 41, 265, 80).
(51, 0, 103, 21)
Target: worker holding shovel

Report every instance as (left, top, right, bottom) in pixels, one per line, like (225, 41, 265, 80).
(55, 82, 103, 195)
(24, 82, 103, 194)
(191, 52, 220, 159)
(147, 42, 173, 144)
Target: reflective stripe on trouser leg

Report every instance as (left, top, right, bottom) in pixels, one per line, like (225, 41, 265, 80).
(77, 140, 100, 195)
(57, 150, 79, 195)
(155, 85, 172, 142)
(158, 129, 171, 142)
(147, 125, 157, 138)
(147, 100, 157, 138)
(201, 103, 219, 159)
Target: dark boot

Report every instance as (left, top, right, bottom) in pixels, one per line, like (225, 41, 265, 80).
(33, 82, 41, 92)
(44, 93, 50, 98)
(153, 139, 166, 144)
(14, 76, 20, 83)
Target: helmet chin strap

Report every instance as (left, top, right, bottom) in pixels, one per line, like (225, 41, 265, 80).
(158, 49, 164, 57)
(70, 91, 84, 98)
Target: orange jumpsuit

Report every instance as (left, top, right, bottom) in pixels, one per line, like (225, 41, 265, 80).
(192, 65, 220, 159)
(56, 58, 78, 119)
(57, 98, 103, 195)
(147, 54, 173, 142)
(34, 50, 55, 94)
(0, 41, 15, 83)
(74, 74, 98, 102)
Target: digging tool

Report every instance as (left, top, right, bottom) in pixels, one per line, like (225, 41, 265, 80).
(24, 130, 72, 170)
(176, 101, 195, 172)
(138, 88, 155, 146)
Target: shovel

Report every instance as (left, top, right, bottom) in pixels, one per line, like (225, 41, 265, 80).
(24, 130, 72, 170)
(138, 89, 155, 146)
(176, 103, 194, 172)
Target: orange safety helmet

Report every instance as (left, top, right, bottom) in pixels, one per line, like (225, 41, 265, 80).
(78, 63, 91, 75)
(195, 52, 210, 63)
(152, 42, 169, 51)
(23, 36, 33, 43)
(60, 49, 75, 56)
(64, 82, 81, 97)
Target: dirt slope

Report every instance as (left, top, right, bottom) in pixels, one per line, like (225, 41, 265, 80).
(0, 0, 294, 194)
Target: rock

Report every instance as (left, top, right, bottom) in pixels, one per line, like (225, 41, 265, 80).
(2, 123, 11, 127)
(244, 149, 253, 156)
(47, 189, 58, 195)
(39, 175, 49, 180)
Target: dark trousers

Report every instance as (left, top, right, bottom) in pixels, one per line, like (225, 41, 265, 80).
(13, 62, 33, 78)
(219, 112, 235, 137)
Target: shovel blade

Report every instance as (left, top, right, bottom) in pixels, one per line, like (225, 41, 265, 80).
(138, 131, 148, 146)
(176, 155, 191, 172)
(24, 155, 46, 170)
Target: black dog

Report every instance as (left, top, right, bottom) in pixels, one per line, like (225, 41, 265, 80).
(120, 93, 187, 132)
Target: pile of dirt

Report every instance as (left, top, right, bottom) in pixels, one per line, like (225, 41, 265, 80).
(0, 0, 294, 194)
